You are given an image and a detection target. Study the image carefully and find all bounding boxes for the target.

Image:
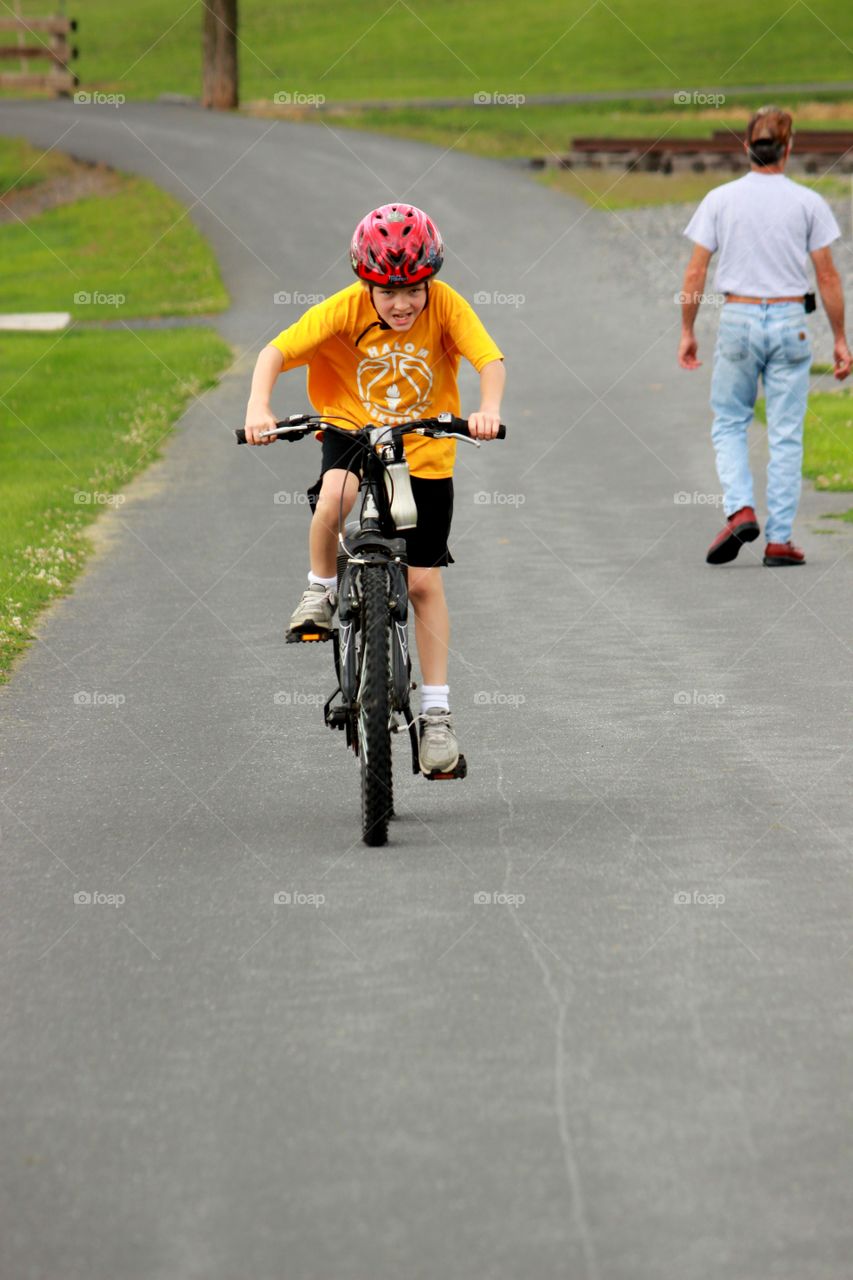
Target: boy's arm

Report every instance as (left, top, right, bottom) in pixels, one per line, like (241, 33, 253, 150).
(244, 344, 285, 445)
(468, 359, 505, 440)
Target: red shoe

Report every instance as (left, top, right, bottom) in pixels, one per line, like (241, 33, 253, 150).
(763, 541, 805, 566)
(705, 506, 760, 565)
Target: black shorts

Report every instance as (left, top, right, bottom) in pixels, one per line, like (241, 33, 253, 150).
(317, 429, 454, 568)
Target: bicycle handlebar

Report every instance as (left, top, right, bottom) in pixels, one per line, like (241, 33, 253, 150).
(234, 413, 506, 446)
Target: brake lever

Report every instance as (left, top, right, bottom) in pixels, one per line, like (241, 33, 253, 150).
(431, 430, 481, 447)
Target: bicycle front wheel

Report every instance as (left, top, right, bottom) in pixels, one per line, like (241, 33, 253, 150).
(357, 564, 393, 847)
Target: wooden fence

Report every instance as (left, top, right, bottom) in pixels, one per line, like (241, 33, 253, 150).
(0, 14, 78, 96)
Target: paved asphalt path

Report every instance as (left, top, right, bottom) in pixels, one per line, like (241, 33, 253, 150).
(1, 103, 851, 1280)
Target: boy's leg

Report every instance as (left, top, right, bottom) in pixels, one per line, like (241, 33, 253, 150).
(407, 567, 449, 686)
(288, 468, 359, 636)
(309, 468, 359, 578)
(408, 567, 459, 773)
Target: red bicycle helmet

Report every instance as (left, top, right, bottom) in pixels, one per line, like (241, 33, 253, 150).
(350, 203, 444, 286)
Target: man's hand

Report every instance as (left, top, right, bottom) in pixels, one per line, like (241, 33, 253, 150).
(833, 336, 852, 381)
(678, 332, 702, 370)
(244, 402, 279, 445)
(468, 409, 501, 440)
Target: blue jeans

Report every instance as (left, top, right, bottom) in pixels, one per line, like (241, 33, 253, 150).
(710, 302, 811, 544)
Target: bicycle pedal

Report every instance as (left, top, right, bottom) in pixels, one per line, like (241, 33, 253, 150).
(423, 753, 467, 781)
(286, 628, 333, 644)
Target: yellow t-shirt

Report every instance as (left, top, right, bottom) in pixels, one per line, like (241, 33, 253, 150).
(269, 280, 504, 479)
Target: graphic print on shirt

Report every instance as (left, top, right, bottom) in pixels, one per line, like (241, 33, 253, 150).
(356, 341, 434, 423)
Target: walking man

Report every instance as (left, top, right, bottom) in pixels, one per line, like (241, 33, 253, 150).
(678, 106, 851, 566)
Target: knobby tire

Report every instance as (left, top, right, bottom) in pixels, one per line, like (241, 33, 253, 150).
(358, 565, 393, 846)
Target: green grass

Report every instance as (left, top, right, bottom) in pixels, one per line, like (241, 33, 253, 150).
(534, 164, 853, 209)
(0, 329, 232, 679)
(803, 390, 853, 521)
(0, 136, 78, 195)
(11, 0, 852, 101)
(0, 141, 229, 319)
(0, 137, 233, 681)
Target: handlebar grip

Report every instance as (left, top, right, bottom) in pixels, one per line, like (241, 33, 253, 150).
(449, 419, 507, 440)
(235, 428, 247, 444)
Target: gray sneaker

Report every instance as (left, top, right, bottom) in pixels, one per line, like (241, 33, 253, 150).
(287, 582, 336, 638)
(418, 707, 459, 775)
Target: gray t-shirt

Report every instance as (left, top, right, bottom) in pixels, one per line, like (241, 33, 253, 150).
(683, 172, 841, 295)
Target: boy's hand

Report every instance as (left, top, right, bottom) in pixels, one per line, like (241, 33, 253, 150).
(244, 403, 279, 445)
(468, 409, 501, 440)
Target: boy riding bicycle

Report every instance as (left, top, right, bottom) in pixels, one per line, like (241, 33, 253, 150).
(243, 204, 505, 774)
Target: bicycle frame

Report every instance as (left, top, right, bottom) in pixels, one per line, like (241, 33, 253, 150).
(326, 426, 420, 774)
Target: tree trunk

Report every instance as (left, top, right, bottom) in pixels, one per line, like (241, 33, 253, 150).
(201, 0, 238, 110)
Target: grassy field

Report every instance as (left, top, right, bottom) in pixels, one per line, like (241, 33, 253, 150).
(0, 137, 232, 680)
(1, 140, 228, 318)
(804, 390, 853, 521)
(15, 0, 853, 102)
(0, 136, 79, 192)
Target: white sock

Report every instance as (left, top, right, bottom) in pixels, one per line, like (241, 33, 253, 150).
(308, 571, 337, 591)
(421, 684, 450, 713)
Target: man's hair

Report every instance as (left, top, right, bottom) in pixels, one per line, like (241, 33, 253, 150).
(746, 106, 793, 167)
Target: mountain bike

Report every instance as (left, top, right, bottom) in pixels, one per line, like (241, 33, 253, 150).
(236, 412, 506, 846)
